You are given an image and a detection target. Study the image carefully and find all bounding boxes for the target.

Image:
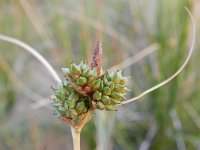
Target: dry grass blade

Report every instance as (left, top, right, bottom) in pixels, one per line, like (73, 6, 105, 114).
(0, 34, 61, 83)
(119, 7, 195, 105)
(108, 43, 159, 72)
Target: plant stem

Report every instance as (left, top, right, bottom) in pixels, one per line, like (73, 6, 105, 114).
(71, 110, 93, 150)
(71, 127, 81, 150)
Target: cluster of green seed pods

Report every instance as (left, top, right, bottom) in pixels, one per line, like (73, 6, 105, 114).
(51, 81, 89, 125)
(52, 62, 130, 125)
(91, 70, 130, 110)
(61, 61, 103, 96)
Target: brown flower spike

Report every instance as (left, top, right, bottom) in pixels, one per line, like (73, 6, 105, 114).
(91, 39, 102, 74)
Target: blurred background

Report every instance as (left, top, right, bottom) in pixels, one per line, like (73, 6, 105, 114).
(0, 0, 200, 150)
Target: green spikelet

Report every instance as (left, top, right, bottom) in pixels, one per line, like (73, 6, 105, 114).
(96, 101, 105, 110)
(90, 70, 130, 111)
(63, 62, 104, 96)
(76, 77, 87, 86)
(61, 68, 70, 75)
(102, 95, 110, 105)
(113, 72, 120, 83)
(82, 69, 91, 77)
(103, 87, 111, 95)
(51, 40, 130, 127)
(93, 91, 102, 101)
(76, 101, 86, 113)
(52, 83, 89, 125)
(92, 79, 101, 90)
(70, 63, 81, 75)
(52, 60, 130, 125)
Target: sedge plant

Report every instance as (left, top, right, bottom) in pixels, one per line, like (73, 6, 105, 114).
(0, 7, 195, 150)
(51, 39, 130, 150)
